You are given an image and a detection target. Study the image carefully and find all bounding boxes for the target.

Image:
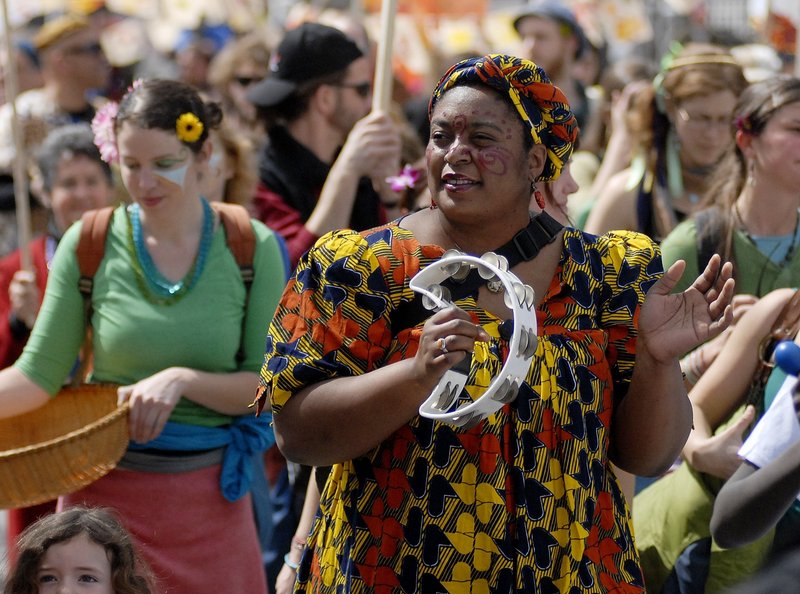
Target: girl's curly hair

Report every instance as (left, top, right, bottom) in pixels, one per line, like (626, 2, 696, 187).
(4, 507, 157, 594)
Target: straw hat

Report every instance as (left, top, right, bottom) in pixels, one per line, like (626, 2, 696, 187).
(33, 14, 91, 52)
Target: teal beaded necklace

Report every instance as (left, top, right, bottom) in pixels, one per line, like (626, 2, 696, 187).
(126, 197, 214, 306)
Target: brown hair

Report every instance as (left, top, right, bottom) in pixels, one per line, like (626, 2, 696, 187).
(207, 31, 272, 129)
(213, 120, 258, 206)
(5, 507, 157, 594)
(115, 79, 223, 154)
(697, 75, 800, 265)
(628, 43, 747, 160)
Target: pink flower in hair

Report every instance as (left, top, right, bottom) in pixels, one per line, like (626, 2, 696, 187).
(91, 101, 119, 164)
(734, 114, 752, 132)
(385, 164, 421, 192)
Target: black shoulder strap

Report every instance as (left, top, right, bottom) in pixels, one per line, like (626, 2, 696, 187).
(695, 208, 720, 274)
(389, 211, 563, 335)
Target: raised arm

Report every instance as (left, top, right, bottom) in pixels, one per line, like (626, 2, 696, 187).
(610, 255, 735, 476)
(305, 112, 401, 237)
(682, 289, 793, 479)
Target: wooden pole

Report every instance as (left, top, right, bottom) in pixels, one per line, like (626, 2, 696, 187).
(0, 0, 32, 270)
(371, 0, 397, 114)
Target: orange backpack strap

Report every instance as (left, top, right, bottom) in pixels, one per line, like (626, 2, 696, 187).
(73, 203, 257, 367)
(210, 202, 256, 288)
(210, 202, 256, 365)
(73, 206, 114, 384)
(76, 206, 115, 296)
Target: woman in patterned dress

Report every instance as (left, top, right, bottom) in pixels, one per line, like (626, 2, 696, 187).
(256, 54, 735, 593)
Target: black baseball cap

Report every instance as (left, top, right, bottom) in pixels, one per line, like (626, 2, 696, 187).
(247, 22, 363, 108)
(512, 1, 588, 59)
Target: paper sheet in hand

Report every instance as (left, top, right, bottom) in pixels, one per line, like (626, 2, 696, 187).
(738, 375, 800, 501)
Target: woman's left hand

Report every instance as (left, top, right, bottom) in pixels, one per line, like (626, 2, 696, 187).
(638, 254, 734, 364)
(117, 367, 188, 443)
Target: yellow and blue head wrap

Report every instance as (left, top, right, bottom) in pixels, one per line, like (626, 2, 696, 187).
(429, 54, 578, 182)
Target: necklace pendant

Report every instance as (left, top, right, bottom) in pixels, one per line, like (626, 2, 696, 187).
(487, 279, 503, 293)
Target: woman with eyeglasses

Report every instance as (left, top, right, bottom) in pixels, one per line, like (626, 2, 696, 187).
(633, 76, 800, 593)
(656, 77, 800, 392)
(584, 43, 747, 242)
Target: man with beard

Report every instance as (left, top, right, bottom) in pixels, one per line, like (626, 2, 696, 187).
(512, 1, 591, 131)
(247, 22, 401, 267)
(245, 21, 401, 591)
(0, 14, 111, 171)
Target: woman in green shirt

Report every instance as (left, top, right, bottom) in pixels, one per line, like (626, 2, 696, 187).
(0, 79, 286, 593)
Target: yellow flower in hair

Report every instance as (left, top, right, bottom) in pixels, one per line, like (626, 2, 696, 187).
(176, 112, 203, 143)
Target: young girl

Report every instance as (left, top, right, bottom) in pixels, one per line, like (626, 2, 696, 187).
(4, 506, 156, 594)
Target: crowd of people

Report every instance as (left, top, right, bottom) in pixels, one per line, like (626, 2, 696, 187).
(0, 0, 799, 593)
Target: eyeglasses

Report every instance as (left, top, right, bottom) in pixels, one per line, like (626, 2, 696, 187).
(234, 76, 261, 87)
(677, 108, 732, 130)
(63, 42, 104, 57)
(336, 82, 372, 98)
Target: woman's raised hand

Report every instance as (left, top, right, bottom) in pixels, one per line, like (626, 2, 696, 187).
(638, 254, 735, 364)
(9, 270, 40, 329)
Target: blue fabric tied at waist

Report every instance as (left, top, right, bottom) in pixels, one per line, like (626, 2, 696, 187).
(127, 413, 275, 502)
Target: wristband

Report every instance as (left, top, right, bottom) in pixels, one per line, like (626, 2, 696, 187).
(283, 553, 299, 571)
(8, 312, 31, 340)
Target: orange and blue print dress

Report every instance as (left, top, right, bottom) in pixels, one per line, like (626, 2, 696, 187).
(258, 222, 662, 593)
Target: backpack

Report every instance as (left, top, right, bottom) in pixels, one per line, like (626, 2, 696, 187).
(74, 202, 256, 375)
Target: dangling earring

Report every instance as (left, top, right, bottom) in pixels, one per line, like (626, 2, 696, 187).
(531, 181, 545, 210)
(746, 160, 756, 187)
(429, 198, 438, 210)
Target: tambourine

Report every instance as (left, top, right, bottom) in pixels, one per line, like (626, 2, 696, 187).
(410, 250, 538, 427)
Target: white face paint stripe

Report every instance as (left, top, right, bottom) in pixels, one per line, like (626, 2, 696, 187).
(154, 163, 189, 187)
(208, 151, 223, 171)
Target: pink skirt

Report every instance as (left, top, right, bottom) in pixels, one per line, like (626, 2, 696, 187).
(59, 463, 267, 594)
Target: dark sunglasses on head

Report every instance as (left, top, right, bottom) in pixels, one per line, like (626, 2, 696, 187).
(234, 76, 261, 87)
(336, 82, 372, 98)
(64, 42, 103, 56)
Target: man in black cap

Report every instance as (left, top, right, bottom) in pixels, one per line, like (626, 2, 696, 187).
(247, 22, 401, 266)
(512, 1, 591, 130)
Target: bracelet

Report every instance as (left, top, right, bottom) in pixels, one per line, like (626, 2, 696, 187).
(680, 349, 703, 386)
(283, 553, 299, 571)
(292, 536, 306, 551)
(8, 312, 31, 340)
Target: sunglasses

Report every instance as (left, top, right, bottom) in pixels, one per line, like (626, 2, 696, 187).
(234, 76, 262, 87)
(63, 42, 104, 56)
(336, 82, 371, 98)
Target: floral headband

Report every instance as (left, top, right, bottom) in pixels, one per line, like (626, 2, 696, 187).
(91, 80, 205, 164)
(653, 42, 744, 114)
